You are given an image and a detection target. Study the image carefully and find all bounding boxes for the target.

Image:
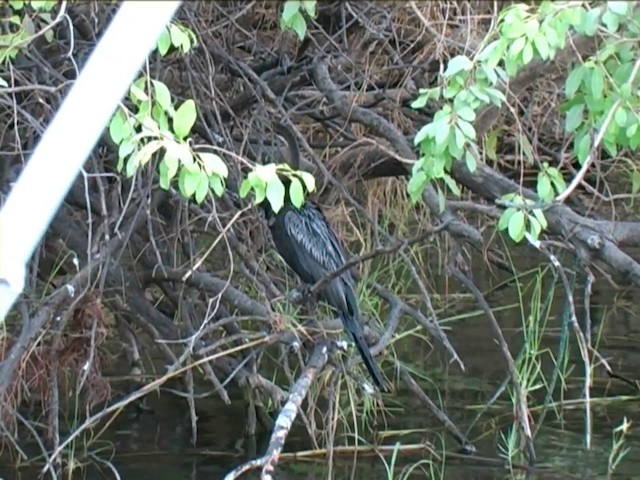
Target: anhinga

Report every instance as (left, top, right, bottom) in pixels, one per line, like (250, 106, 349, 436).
(262, 122, 386, 390)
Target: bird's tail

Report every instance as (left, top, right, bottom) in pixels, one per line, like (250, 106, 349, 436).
(340, 311, 386, 390)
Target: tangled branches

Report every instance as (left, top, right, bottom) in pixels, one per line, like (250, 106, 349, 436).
(2, 1, 640, 477)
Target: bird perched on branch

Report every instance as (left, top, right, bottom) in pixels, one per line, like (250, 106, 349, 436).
(262, 122, 386, 391)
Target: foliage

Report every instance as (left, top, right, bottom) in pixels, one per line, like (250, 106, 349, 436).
(109, 8, 320, 210)
(108, 23, 228, 204)
(0, 0, 57, 70)
(280, 0, 317, 40)
(239, 163, 316, 213)
(410, 1, 640, 243)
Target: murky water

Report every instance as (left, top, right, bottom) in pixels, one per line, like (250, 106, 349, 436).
(2, 265, 639, 480)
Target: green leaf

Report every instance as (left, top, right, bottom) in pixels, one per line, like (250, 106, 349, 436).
(435, 121, 451, 146)
(478, 39, 501, 62)
(608, 1, 629, 15)
(443, 82, 462, 99)
(129, 82, 148, 103)
(291, 12, 307, 39)
(411, 93, 428, 110)
(481, 64, 498, 85)
(414, 124, 432, 145)
(442, 173, 460, 196)
(547, 167, 566, 194)
(465, 149, 477, 173)
(109, 108, 129, 145)
(125, 151, 140, 178)
(282, 1, 301, 22)
(485, 87, 506, 106)
(509, 36, 527, 60)
(408, 169, 428, 203)
(626, 123, 638, 138)
(157, 28, 171, 56)
(254, 182, 267, 204)
(173, 99, 197, 139)
(169, 24, 188, 50)
(565, 66, 585, 98)
(582, 7, 602, 36)
(239, 178, 252, 198)
(454, 127, 466, 151)
(178, 168, 201, 198)
(209, 175, 225, 197)
(301, 0, 317, 17)
(602, 9, 620, 32)
(158, 158, 171, 190)
(164, 141, 194, 170)
(576, 132, 591, 164)
(565, 103, 584, 133)
(618, 82, 632, 102)
(152, 80, 172, 112)
(412, 88, 440, 109)
(126, 140, 163, 177)
(298, 171, 316, 192)
(469, 85, 490, 104)
(537, 173, 553, 201)
(289, 177, 304, 208)
(498, 207, 517, 231)
(457, 119, 476, 140)
(590, 68, 604, 100)
(508, 210, 526, 242)
(444, 55, 473, 77)
(614, 107, 627, 127)
(266, 177, 286, 213)
(161, 149, 179, 180)
(456, 105, 476, 122)
(118, 139, 136, 161)
(533, 33, 550, 60)
(199, 152, 228, 178)
(528, 214, 542, 239)
(152, 104, 169, 133)
(255, 163, 279, 183)
(194, 171, 209, 204)
(532, 209, 548, 229)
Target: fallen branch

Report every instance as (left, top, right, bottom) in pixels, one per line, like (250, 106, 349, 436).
(223, 341, 330, 480)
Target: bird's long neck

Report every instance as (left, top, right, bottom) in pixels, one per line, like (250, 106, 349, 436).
(273, 122, 301, 169)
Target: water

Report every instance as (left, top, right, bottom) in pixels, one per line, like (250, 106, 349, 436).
(1, 268, 639, 479)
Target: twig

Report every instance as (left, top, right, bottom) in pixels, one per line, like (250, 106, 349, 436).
(400, 368, 475, 452)
(41, 337, 271, 476)
(310, 220, 451, 296)
(447, 261, 536, 465)
(368, 281, 464, 370)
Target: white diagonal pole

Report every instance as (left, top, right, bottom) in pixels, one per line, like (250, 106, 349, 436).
(0, 1, 182, 322)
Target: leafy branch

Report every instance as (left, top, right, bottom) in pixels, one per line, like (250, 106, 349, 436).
(410, 1, 640, 243)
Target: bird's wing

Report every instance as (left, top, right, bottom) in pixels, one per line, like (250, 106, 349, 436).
(283, 204, 359, 319)
(283, 205, 348, 276)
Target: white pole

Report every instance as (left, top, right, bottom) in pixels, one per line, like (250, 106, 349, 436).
(0, 1, 182, 322)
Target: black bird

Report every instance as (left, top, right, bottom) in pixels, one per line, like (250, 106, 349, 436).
(262, 122, 386, 390)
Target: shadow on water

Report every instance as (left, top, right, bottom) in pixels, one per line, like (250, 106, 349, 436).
(2, 263, 640, 480)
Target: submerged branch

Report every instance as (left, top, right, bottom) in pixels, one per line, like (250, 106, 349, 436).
(223, 342, 330, 480)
